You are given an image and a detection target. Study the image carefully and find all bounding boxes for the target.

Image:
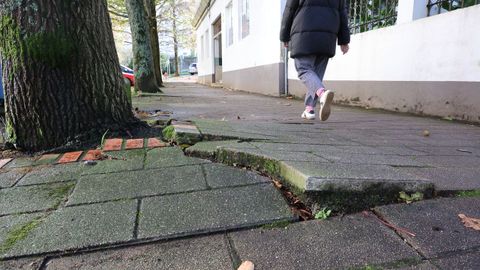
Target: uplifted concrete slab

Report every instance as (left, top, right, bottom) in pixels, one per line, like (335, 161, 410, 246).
(202, 163, 269, 188)
(138, 184, 294, 239)
(375, 197, 480, 258)
(68, 166, 206, 205)
(17, 164, 84, 186)
(45, 234, 232, 270)
(0, 168, 26, 188)
(185, 140, 256, 159)
(1, 201, 136, 259)
(228, 214, 421, 270)
(145, 147, 209, 169)
(0, 182, 74, 216)
(81, 150, 145, 175)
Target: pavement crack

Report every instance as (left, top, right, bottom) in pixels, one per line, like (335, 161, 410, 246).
(225, 233, 242, 270)
(133, 199, 142, 239)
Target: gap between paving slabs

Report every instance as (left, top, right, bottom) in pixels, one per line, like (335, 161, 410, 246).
(164, 121, 439, 215)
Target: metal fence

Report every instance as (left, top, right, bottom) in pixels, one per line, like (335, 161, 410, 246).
(427, 0, 480, 16)
(348, 0, 399, 34)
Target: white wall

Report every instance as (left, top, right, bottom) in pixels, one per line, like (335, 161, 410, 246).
(196, 0, 283, 77)
(289, 4, 480, 83)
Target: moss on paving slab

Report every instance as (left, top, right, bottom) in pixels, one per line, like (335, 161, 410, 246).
(0, 217, 44, 253)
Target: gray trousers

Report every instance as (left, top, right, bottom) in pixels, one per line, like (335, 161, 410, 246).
(294, 55, 329, 107)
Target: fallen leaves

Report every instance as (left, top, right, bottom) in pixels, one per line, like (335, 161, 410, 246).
(458, 214, 480, 231)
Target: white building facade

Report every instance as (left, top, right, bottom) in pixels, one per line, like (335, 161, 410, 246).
(193, 0, 480, 122)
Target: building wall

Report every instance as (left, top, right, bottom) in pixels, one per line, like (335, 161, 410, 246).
(196, 0, 284, 95)
(288, 4, 480, 122)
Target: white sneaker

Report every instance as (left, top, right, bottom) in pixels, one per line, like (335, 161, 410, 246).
(301, 110, 315, 120)
(319, 90, 334, 121)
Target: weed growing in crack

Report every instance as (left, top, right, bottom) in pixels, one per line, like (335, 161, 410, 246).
(399, 191, 424, 204)
(314, 207, 332, 220)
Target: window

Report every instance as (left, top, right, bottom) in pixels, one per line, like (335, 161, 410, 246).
(205, 29, 210, 58)
(200, 34, 204, 60)
(226, 2, 234, 46)
(239, 0, 250, 39)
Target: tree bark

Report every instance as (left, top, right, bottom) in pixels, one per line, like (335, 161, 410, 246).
(144, 0, 163, 87)
(172, 2, 180, 77)
(0, 0, 137, 152)
(125, 0, 161, 93)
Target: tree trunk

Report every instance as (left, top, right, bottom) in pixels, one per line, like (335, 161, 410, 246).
(0, 0, 137, 152)
(125, 0, 161, 93)
(172, 3, 180, 77)
(144, 0, 163, 87)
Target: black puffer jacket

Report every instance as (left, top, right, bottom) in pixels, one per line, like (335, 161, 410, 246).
(280, 0, 350, 58)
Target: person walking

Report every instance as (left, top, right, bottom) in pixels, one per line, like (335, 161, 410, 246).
(280, 0, 350, 121)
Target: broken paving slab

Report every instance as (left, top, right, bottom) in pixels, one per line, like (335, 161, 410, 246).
(228, 214, 421, 270)
(17, 164, 85, 186)
(202, 163, 269, 188)
(44, 234, 232, 270)
(374, 197, 480, 258)
(0, 201, 137, 259)
(145, 147, 209, 169)
(4, 157, 38, 169)
(316, 152, 426, 167)
(185, 140, 256, 159)
(0, 168, 27, 188)
(412, 155, 480, 169)
(67, 166, 207, 205)
(81, 150, 145, 175)
(138, 184, 294, 239)
(281, 161, 431, 191)
(0, 182, 75, 216)
(163, 122, 202, 145)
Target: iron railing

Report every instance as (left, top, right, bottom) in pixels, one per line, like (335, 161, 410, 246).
(427, 0, 480, 16)
(348, 0, 399, 34)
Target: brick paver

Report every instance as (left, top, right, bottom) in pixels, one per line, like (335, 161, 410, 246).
(103, 139, 123, 151)
(83, 150, 104, 161)
(57, 151, 83, 164)
(147, 138, 167, 148)
(125, 139, 144, 150)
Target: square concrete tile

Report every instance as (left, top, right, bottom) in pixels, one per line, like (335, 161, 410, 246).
(0, 182, 75, 216)
(414, 156, 480, 169)
(432, 250, 480, 270)
(68, 166, 207, 205)
(17, 164, 84, 186)
(45, 234, 232, 270)
(202, 163, 269, 188)
(318, 152, 425, 167)
(1, 201, 136, 259)
(0, 168, 27, 188)
(398, 167, 480, 191)
(145, 147, 209, 169)
(229, 214, 421, 270)
(284, 161, 425, 180)
(375, 197, 480, 258)
(0, 257, 44, 270)
(81, 150, 145, 175)
(138, 184, 294, 239)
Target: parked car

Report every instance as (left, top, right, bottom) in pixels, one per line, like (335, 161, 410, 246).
(189, 63, 198, 75)
(121, 65, 135, 86)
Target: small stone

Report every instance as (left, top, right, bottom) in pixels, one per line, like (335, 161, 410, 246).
(423, 130, 430, 137)
(84, 160, 97, 166)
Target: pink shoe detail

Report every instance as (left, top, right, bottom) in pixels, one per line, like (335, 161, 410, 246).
(306, 106, 314, 111)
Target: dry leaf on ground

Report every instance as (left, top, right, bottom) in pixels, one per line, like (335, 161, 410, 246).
(238, 261, 254, 270)
(458, 214, 480, 231)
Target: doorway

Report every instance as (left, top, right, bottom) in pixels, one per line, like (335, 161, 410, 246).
(212, 17, 222, 83)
